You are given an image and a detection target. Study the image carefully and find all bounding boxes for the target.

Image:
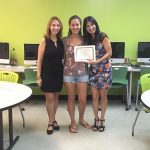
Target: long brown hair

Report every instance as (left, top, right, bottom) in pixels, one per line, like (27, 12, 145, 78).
(44, 16, 63, 39)
(68, 15, 82, 36)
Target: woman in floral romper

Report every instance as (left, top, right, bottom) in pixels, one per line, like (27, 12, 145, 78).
(83, 16, 112, 132)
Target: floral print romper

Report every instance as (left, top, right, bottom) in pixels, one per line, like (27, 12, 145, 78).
(89, 43, 112, 89)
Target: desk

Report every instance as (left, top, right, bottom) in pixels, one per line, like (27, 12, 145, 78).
(141, 89, 150, 109)
(112, 65, 136, 109)
(112, 65, 150, 109)
(127, 65, 150, 109)
(127, 66, 140, 109)
(0, 64, 147, 110)
(0, 65, 24, 72)
(0, 81, 32, 150)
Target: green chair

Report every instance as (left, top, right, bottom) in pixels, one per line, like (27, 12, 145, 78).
(0, 71, 18, 82)
(22, 68, 37, 126)
(112, 66, 129, 110)
(23, 68, 37, 86)
(135, 66, 150, 111)
(0, 71, 25, 127)
(132, 73, 150, 136)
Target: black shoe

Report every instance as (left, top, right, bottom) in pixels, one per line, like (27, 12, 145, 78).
(47, 124, 53, 135)
(98, 119, 105, 132)
(92, 118, 99, 131)
(53, 121, 60, 130)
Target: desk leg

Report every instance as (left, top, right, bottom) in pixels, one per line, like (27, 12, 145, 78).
(0, 110, 4, 150)
(128, 71, 132, 109)
(7, 108, 19, 150)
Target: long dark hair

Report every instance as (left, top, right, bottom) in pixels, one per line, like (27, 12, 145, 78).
(83, 16, 102, 45)
(68, 15, 82, 36)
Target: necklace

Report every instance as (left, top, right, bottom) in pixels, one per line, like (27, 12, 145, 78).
(50, 38, 57, 48)
(54, 41, 57, 47)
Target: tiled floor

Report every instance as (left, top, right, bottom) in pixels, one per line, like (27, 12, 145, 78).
(3, 97, 150, 150)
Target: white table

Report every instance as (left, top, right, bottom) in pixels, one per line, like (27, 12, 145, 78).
(0, 64, 147, 110)
(112, 65, 139, 110)
(127, 66, 140, 109)
(141, 89, 150, 109)
(0, 65, 24, 72)
(127, 65, 150, 109)
(131, 89, 150, 136)
(0, 81, 32, 150)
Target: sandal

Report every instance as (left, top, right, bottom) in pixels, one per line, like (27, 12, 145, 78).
(47, 124, 53, 135)
(53, 121, 60, 130)
(69, 125, 78, 133)
(80, 121, 91, 129)
(92, 118, 99, 131)
(98, 119, 105, 132)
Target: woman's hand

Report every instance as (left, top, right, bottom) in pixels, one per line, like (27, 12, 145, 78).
(86, 59, 100, 64)
(37, 78, 42, 87)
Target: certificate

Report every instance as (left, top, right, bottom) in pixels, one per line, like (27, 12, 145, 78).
(74, 45, 96, 62)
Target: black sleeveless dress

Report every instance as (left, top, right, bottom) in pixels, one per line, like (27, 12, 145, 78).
(41, 38, 64, 92)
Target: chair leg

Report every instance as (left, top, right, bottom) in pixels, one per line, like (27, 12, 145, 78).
(132, 104, 142, 136)
(135, 89, 139, 111)
(19, 105, 25, 128)
(122, 88, 125, 103)
(135, 81, 140, 111)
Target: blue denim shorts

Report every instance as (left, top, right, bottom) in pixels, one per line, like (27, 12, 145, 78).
(64, 74, 89, 83)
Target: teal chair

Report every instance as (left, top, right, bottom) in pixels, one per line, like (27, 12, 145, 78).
(22, 68, 37, 127)
(112, 66, 129, 110)
(132, 73, 150, 136)
(23, 68, 37, 86)
(0, 71, 25, 127)
(135, 66, 150, 111)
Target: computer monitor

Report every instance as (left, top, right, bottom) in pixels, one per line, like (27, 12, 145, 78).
(137, 42, 150, 64)
(24, 43, 39, 66)
(110, 42, 125, 64)
(0, 42, 10, 64)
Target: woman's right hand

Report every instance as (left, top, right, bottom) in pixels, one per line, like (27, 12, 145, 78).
(37, 78, 42, 87)
(87, 60, 98, 64)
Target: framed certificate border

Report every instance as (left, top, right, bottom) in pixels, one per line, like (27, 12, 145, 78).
(74, 45, 96, 62)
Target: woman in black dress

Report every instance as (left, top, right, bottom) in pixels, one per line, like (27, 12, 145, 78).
(37, 16, 64, 135)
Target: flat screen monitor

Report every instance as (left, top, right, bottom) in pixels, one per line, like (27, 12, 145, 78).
(24, 43, 39, 66)
(110, 42, 125, 64)
(0, 42, 9, 64)
(137, 42, 150, 64)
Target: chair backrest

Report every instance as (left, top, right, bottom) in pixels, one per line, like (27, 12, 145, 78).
(140, 66, 150, 76)
(112, 66, 128, 83)
(140, 73, 150, 92)
(0, 71, 19, 83)
(23, 68, 37, 85)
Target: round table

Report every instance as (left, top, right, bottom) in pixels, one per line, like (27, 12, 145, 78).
(141, 89, 150, 109)
(0, 81, 32, 150)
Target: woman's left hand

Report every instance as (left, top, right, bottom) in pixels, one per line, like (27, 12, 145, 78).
(86, 60, 98, 64)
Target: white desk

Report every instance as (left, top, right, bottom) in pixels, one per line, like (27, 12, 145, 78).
(0, 64, 147, 110)
(112, 65, 138, 110)
(26, 65, 149, 110)
(127, 65, 150, 109)
(0, 81, 32, 150)
(0, 65, 24, 72)
(127, 66, 140, 109)
(141, 89, 150, 109)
